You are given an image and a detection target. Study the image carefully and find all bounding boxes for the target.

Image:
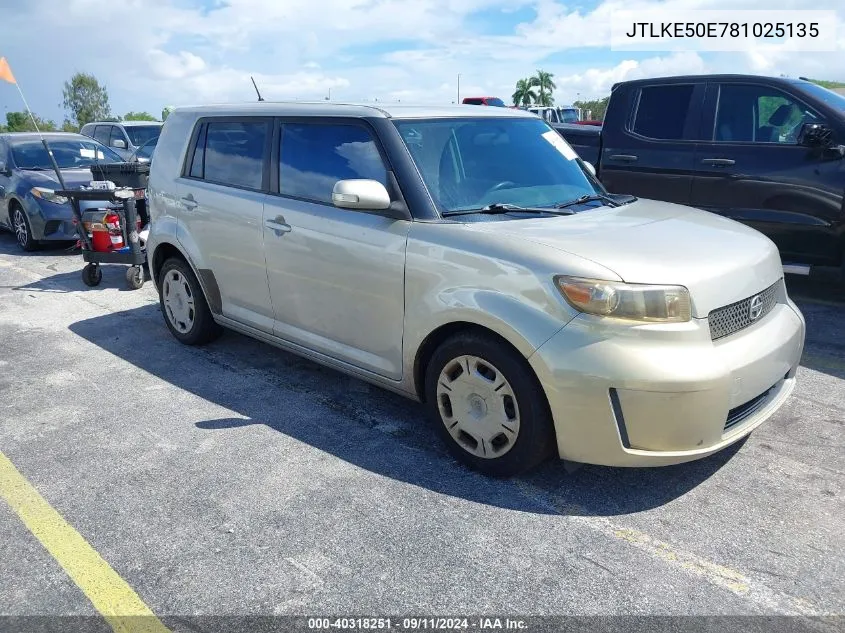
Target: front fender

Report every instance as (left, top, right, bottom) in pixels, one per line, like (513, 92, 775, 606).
(416, 287, 572, 358)
(401, 286, 575, 397)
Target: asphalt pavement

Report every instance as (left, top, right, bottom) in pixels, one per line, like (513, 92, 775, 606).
(0, 234, 842, 630)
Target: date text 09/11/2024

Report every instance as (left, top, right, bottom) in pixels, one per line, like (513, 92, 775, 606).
(624, 21, 820, 38)
(307, 618, 528, 630)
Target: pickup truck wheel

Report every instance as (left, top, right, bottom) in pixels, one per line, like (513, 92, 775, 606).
(424, 332, 555, 477)
(158, 257, 222, 345)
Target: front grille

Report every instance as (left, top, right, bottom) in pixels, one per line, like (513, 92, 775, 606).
(708, 281, 780, 341)
(724, 383, 778, 432)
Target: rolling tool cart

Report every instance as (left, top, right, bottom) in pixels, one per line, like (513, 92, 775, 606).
(60, 187, 147, 289)
(60, 161, 151, 290)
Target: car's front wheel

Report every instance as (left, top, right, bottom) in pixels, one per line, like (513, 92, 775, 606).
(424, 332, 556, 477)
(158, 257, 222, 345)
(12, 206, 37, 252)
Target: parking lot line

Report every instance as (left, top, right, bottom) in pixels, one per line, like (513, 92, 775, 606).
(0, 451, 170, 633)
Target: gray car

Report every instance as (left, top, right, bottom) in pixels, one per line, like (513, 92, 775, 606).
(80, 120, 162, 160)
(0, 132, 125, 251)
(146, 103, 805, 477)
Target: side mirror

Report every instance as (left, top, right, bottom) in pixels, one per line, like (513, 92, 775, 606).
(798, 122, 833, 148)
(112, 139, 127, 150)
(583, 161, 596, 177)
(332, 179, 391, 211)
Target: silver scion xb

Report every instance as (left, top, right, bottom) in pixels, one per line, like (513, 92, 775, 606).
(145, 103, 805, 477)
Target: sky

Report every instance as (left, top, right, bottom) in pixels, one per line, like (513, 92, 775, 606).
(1, 0, 844, 124)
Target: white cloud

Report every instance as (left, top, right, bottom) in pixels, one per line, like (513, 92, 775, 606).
(147, 50, 207, 80)
(0, 0, 843, 120)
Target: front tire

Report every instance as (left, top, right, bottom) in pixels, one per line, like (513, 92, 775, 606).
(12, 207, 37, 252)
(158, 257, 222, 345)
(424, 332, 556, 477)
(81, 263, 102, 287)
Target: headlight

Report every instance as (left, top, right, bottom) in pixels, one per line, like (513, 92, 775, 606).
(555, 275, 692, 323)
(31, 187, 68, 205)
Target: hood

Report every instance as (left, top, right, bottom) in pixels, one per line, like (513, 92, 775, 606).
(21, 168, 98, 190)
(468, 198, 784, 318)
(21, 168, 123, 213)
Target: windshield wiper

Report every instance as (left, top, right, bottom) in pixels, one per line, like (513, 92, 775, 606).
(554, 193, 638, 210)
(443, 203, 576, 217)
(20, 166, 52, 171)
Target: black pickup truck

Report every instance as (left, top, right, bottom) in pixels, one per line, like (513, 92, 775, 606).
(554, 74, 845, 279)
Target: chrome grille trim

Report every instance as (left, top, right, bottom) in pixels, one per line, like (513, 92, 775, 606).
(708, 281, 780, 341)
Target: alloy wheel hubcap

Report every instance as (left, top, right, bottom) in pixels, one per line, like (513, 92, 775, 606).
(436, 355, 520, 459)
(162, 270, 195, 333)
(13, 210, 28, 246)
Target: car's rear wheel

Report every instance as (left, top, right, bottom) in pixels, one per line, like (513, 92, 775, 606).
(12, 207, 37, 252)
(424, 332, 556, 477)
(158, 257, 222, 345)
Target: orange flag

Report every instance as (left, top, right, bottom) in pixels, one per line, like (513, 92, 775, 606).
(0, 57, 17, 84)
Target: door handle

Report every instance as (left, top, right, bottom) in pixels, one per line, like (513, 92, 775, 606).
(181, 194, 198, 210)
(265, 217, 292, 236)
(701, 158, 736, 167)
(608, 154, 638, 162)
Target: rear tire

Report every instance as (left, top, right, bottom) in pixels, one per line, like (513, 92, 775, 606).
(158, 257, 222, 345)
(424, 332, 556, 477)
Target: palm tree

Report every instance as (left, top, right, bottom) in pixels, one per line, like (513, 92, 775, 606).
(511, 78, 536, 107)
(529, 70, 557, 106)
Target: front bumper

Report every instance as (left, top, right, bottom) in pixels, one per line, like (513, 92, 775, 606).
(528, 289, 805, 467)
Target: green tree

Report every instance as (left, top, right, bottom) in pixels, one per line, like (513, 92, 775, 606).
(573, 96, 610, 121)
(123, 111, 158, 121)
(61, 120, 79, 133)
(808, 78, 845, 89)
(511, 78, 536, 107)
(4, 111, 57, 132)
(162, 106, 175, 121)
(62, 72, 111, 128)
(529, 70, 556, 106)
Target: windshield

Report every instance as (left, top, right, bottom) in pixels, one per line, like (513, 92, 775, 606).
(560, 109, 579, 123)
(132, 136, 159, 161)
(795, 82, 845, 113)
(125, 125, 162, 146)
(395, 117, 601, 215)
(485, 98, 506, 107)
(10, 139, 122, 170)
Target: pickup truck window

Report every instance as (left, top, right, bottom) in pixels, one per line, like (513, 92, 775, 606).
(395, 117, 598, 214)
(632, 85, 696, 140)
(715, 84, 819, 144)
(93, 125, 112, 146)
(279, 123, 387, 204)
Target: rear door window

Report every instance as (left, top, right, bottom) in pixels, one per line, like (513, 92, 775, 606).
(191, 120, 269, 190)
(632, 85, 696, 140)
(278, 123, 388, 204)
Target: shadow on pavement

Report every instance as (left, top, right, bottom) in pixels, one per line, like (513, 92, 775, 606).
(785, 275, 845, 381)
(0, 231, 79, 257)
(69, 303, 742, 517)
